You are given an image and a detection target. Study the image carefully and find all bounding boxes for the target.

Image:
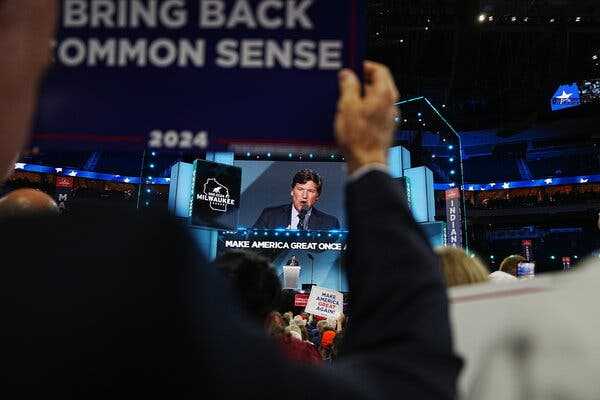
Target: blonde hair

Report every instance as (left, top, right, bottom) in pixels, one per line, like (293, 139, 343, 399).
(436, 246, 489, 288)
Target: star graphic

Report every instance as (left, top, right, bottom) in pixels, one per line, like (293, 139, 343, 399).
(15, 163, 25, 169)
(580, 178, 589, 183)
(124, 178, 130, 183)
(468, 186, 474, 191)
(556, 90, 573, 103)
(502, 182, 510, 189)
(544, 178, 553, 184)
(489, 182, 496, 187)
(55, 167, 63, 173)
(68, 171, 78, 177)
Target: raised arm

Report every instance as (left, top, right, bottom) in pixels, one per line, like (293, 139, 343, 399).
(333, 62, 462, 399)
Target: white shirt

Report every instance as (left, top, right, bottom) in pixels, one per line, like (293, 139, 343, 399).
(290, 206, 312, 230)
(489, 270, 518, 282)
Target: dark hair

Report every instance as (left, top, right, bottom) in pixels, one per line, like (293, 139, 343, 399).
(500, 254, 526, 277)
(212, 250, 281, 323)
(278, 289, 297, 314)
(291, 169, 323, 195)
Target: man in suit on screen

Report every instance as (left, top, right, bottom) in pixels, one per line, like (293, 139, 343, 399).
(253, 169, 340, 230)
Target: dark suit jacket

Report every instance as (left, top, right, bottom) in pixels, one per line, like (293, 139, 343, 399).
(0, 170, 460, 399)
(253, 204, 340, 230)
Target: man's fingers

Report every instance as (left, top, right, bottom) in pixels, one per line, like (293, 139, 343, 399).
(363, 61, 394, 100)
(364, 61, 398, 103)
(338, 68, 361, 106)
(363, 62, 396, 114)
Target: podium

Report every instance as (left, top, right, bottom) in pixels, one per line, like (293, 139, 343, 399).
(283, 265, 301, 289)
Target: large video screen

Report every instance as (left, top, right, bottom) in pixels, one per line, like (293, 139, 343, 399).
(217, 231, 348, 292)
(234, 161, 347, 230)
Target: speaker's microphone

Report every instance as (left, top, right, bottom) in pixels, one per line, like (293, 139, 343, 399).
(297, 205, 309, 230)
(298, 205, 309, 220)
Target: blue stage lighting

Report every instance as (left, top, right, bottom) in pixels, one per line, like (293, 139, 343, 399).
(551, 83, 580, 111)
(267, 153, 271, 157)
(448, 145, 454, 150)
(449, 157, 454, 162)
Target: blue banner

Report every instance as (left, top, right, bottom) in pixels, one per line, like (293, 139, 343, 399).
(33, 0, 365, 151)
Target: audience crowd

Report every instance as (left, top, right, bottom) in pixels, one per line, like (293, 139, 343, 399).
(457, 184, 600, 210)
(212, 250, 346, 365)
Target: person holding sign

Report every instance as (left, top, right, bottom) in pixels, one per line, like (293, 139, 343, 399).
(0, 2, 460, 399)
